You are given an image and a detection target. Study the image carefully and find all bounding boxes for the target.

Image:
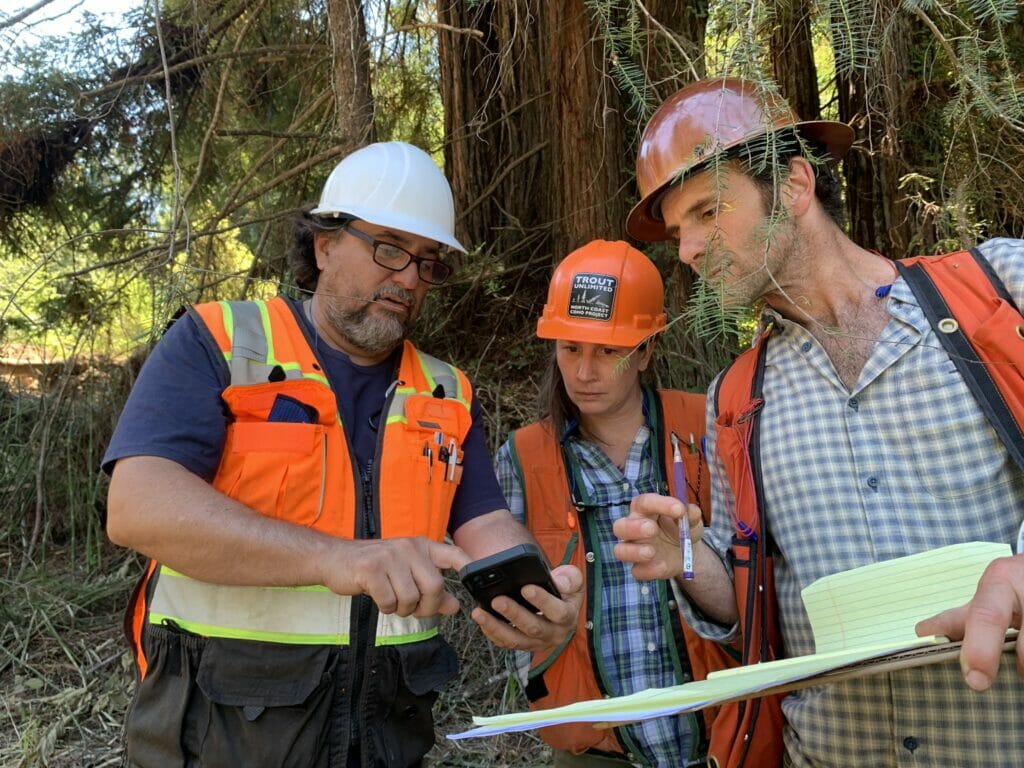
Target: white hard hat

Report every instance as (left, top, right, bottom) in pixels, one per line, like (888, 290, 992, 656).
(310, 141, 467, 253)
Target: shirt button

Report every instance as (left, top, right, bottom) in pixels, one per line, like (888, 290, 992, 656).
(585, 620, 594, 631)
(867, 476, 879, 489)
(902, 736, 919, 752)
(847, 397, 859, 411)
(668, 600, 678, 610)
(640, 585, 650, 596)
(585, 551, 595, 563)
(646, 642, 657, 653)
(801, 341, 812, 353)
(621, 481, 630, 492)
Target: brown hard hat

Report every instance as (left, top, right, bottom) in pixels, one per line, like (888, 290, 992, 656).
(626, 77, 855, 242)
(537, 240, 666, 348)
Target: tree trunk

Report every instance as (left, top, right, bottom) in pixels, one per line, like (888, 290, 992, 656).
(546, 0, 632, 258)
(769, 0, 821, 120)
(437, 0, 550, 268)
(835, 1, 916, 257)
(327, 0, 374, 148)
(435, 0, 717, 394)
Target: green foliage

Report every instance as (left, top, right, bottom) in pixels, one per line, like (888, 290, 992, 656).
(373, 2, 445, 151)
(585, 0, 654, 121)
(961, 0, 1018, 23)
(827, 0, 877, 74)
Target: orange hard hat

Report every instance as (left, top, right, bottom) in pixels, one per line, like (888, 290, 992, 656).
(537, 240, 666, 347)
(626, 77, 855, 242)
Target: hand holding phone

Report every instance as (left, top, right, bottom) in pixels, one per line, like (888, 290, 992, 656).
(458, 543, 559, 620)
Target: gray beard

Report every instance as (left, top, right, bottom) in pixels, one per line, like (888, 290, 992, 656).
(322, 292, 412, 357)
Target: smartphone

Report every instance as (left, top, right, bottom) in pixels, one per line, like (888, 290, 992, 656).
(458, 543, 559, 620)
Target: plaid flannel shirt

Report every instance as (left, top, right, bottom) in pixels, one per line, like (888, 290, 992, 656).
(496, 420, 700, 768)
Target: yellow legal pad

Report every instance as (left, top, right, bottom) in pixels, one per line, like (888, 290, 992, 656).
(448, 541, 1010, 740)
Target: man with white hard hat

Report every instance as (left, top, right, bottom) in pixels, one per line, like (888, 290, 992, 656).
(104, 141, 584, 768)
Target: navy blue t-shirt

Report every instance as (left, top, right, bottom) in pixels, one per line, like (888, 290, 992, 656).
(103, 300, 506, 533)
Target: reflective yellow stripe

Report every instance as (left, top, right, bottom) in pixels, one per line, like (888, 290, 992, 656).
(148, 567, 439, 645)
(256, 299, 275, 364)
(412, 348, 470, 410)
(220, 301, 235, 349)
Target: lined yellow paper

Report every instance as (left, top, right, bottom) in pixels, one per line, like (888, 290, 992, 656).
(448, 541, 1009, 740)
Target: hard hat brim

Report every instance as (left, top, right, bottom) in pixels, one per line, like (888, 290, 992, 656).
(309, 203, 467, 254)
(626, 119, 855, 242)
(536, 316, 667, 348)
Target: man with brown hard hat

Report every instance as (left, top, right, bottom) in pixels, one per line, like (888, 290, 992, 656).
(612, 77, 1024, 767)
(104, 141, 584, 768)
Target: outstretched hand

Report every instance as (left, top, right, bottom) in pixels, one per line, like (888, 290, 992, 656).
(471, 564, 584, 652)
(322, 537, 471, 618)
(916, 553, 1024, 691)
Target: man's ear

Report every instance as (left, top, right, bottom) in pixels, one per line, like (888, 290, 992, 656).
(783, 156, 816, 217)
(313, 231, 333, 270)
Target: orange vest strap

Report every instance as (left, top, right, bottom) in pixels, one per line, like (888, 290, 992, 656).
(709, 327, 785, 768)
(896, 248, 1024, 470)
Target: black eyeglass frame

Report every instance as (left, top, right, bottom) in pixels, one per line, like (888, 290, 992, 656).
(342, 223, 453, 286)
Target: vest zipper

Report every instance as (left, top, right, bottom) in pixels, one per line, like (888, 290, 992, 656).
(348, 378, 394, 766)
(347, 462, 376, 760)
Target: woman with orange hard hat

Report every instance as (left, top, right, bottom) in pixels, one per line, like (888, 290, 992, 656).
(494, 239, 724, 768)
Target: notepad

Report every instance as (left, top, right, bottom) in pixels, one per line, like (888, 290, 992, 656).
(448, 541, 1010, 740)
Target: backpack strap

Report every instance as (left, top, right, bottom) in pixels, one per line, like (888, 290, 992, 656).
(894, 248, 1024, 472)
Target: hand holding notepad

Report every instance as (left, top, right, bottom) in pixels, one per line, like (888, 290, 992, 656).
(449, 541, 1012, 740)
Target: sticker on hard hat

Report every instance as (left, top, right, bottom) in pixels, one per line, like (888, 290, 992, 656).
(567, 273, 617, 322)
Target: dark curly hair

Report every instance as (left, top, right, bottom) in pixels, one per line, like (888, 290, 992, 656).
(728, 128, 847, 229)
(287, 210, 351, 292)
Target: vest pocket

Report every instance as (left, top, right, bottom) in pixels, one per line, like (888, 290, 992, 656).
(220, 421, 328, 526)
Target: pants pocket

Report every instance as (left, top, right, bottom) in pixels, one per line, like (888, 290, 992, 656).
(124, 625, 203, 768)
(192, 638, 337, 768)
(123, 626, 338, 768)
(365, 639, 458, 767)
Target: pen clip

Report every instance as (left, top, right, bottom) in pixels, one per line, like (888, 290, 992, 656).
(446, 438, 457, 481)
(670, 431, 683, 464)
(422, 443, 433, 482)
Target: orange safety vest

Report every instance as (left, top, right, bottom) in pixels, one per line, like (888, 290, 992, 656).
(711, 246, 1024, 768)
(125, 297, 474, 677)
(509, 387, 739, 762)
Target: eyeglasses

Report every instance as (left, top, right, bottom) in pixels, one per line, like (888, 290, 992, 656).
(343, 224, 453, 286)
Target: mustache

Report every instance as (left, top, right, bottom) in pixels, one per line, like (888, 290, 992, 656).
(372, 285, 415, 306)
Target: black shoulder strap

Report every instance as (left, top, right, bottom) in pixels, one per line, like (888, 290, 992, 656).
(894, 249, 1024, 472)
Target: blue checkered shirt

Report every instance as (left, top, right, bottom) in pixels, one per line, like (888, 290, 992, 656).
(682, 238, 1024, 767)
(497, 422, 701, 768)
